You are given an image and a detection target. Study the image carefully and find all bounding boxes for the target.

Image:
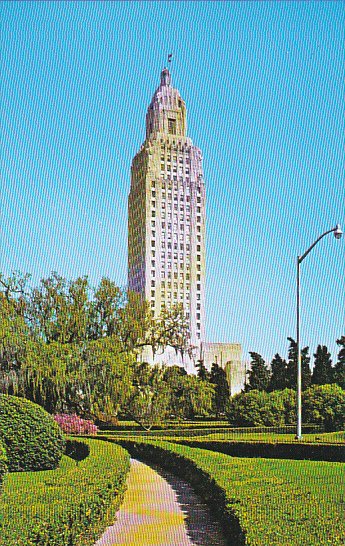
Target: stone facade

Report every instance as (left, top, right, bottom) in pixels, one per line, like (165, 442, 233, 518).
(128, 68, 205, 345)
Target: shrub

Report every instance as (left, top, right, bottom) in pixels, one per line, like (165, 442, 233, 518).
(275, 388, 296, 424)
(0, 439, 7, 488)
(1, 438, 130, 546)
(54, 414, 98, 435)
(226, 390, 285, 426)
(303, 384, 345, 431)
(0, 395, 65, 471)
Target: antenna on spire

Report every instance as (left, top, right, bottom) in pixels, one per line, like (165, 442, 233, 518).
(168, 53, 173, 64)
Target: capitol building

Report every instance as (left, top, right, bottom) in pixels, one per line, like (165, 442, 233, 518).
(128, 67, 245, 394)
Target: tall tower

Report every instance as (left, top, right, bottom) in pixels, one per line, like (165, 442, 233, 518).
(128, 68, 206, 347)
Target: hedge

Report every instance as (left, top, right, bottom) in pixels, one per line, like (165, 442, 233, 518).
(0, 439, 7, 489)
(97, 424, 323, 439)
(174, 439, 345, 462)
(0, 395, 65, 471)
(113, 438, 345, 546)
(0, 438, 130, 546)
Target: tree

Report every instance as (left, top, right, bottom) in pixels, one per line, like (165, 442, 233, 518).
(209, 362, 230, 417)
(286, 337, 311, 390)
(312, 345, 333, 385)
(126, 363, 170, 430)
(162, 365, 214, 420)
(245, 352, 270, 392)
(25, 273, 91, 344)
(268, 353, 288, 391)
(0, 271, 193, 423)
(175, 375, 214, 419)
(88, 277, 123, 339)
(333, 336, 345, 389)
(195, 359, 209, 381)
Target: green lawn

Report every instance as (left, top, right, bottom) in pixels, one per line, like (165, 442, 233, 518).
(0, 438, 130, 546)
(185, 430, 344, 443)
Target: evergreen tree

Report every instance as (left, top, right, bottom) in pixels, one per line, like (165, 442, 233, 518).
(268, 353, 288, 391)
(333, 336, 345, 389)
(286, 337, 311, 390)
(245, 352, 270, 392)
(209, 362, 230, 417)
(311, 345, 333, 385)
(195, 359, 209, 381)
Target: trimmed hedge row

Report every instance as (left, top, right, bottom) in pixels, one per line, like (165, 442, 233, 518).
(0, 440, 7, 489)
(0, 395, 65, 471)
(113, 438, 345, 546)
(0, 438, 130, 546)
(174, 439, 345, 462)
(98, 424, 323, 439)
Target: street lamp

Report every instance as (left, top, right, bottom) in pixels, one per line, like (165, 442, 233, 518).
(296, 224, 342, 440)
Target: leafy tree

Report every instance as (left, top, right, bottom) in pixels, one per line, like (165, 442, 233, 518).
(126, 363, 170, 430)
(25, 273, 90, 344)
(0, 293, 31, 395)
(80, 337, 135, 422)
(333, 336, 345, 389)
(245, 352, 270, 392)
(88, 277, 123, 339)
(268, 353, 288, 391)
(0, 271, 30, 308)
(311, 345, 333, 385)
(176, 375, 214, 419)
(209, 362, 230, 417)
(286, 337, 311, 390)
(302, 384, 345, 431)
(0, 271, 192, 423)
(163, 365, 214, 420)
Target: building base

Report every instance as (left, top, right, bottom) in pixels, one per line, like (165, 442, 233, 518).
(139, 341, 245, 396)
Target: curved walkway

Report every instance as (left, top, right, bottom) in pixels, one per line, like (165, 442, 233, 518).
(94, 458, 227, 546)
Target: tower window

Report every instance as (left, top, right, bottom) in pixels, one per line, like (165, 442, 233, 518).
(168, 118, 176, 135)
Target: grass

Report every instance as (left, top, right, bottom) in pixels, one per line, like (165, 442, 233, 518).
(118, 438, 345, 546)
(0, 438, 130, 546)
(97, 427, 344, 444)
(183, 430, 345, 443)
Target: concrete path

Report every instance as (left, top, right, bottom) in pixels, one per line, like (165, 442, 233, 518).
(94, 458, 227, 546)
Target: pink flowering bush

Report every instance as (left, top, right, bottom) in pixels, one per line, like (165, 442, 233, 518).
(54, 414, 98, 435)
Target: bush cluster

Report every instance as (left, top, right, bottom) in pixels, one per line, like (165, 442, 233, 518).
(54, 414, 98, 435)
(227, 385, 345, 431)
(303, 384, 345, 431)
(1, 438, 130, 546)
(226, 389, 295, 427)
(0, 395, 65, 472)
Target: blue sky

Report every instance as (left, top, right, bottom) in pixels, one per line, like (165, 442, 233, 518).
(2, 1, 344, 364)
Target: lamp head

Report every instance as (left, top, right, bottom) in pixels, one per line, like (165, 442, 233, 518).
(334, 224, 343, 240)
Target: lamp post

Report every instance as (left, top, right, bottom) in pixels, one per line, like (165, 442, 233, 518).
(296, 224, 342, 440)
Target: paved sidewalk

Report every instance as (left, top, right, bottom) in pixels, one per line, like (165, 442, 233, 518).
(94, 458, 227, 546)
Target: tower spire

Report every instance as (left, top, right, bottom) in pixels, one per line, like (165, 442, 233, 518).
(160, 67, 171, 87)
